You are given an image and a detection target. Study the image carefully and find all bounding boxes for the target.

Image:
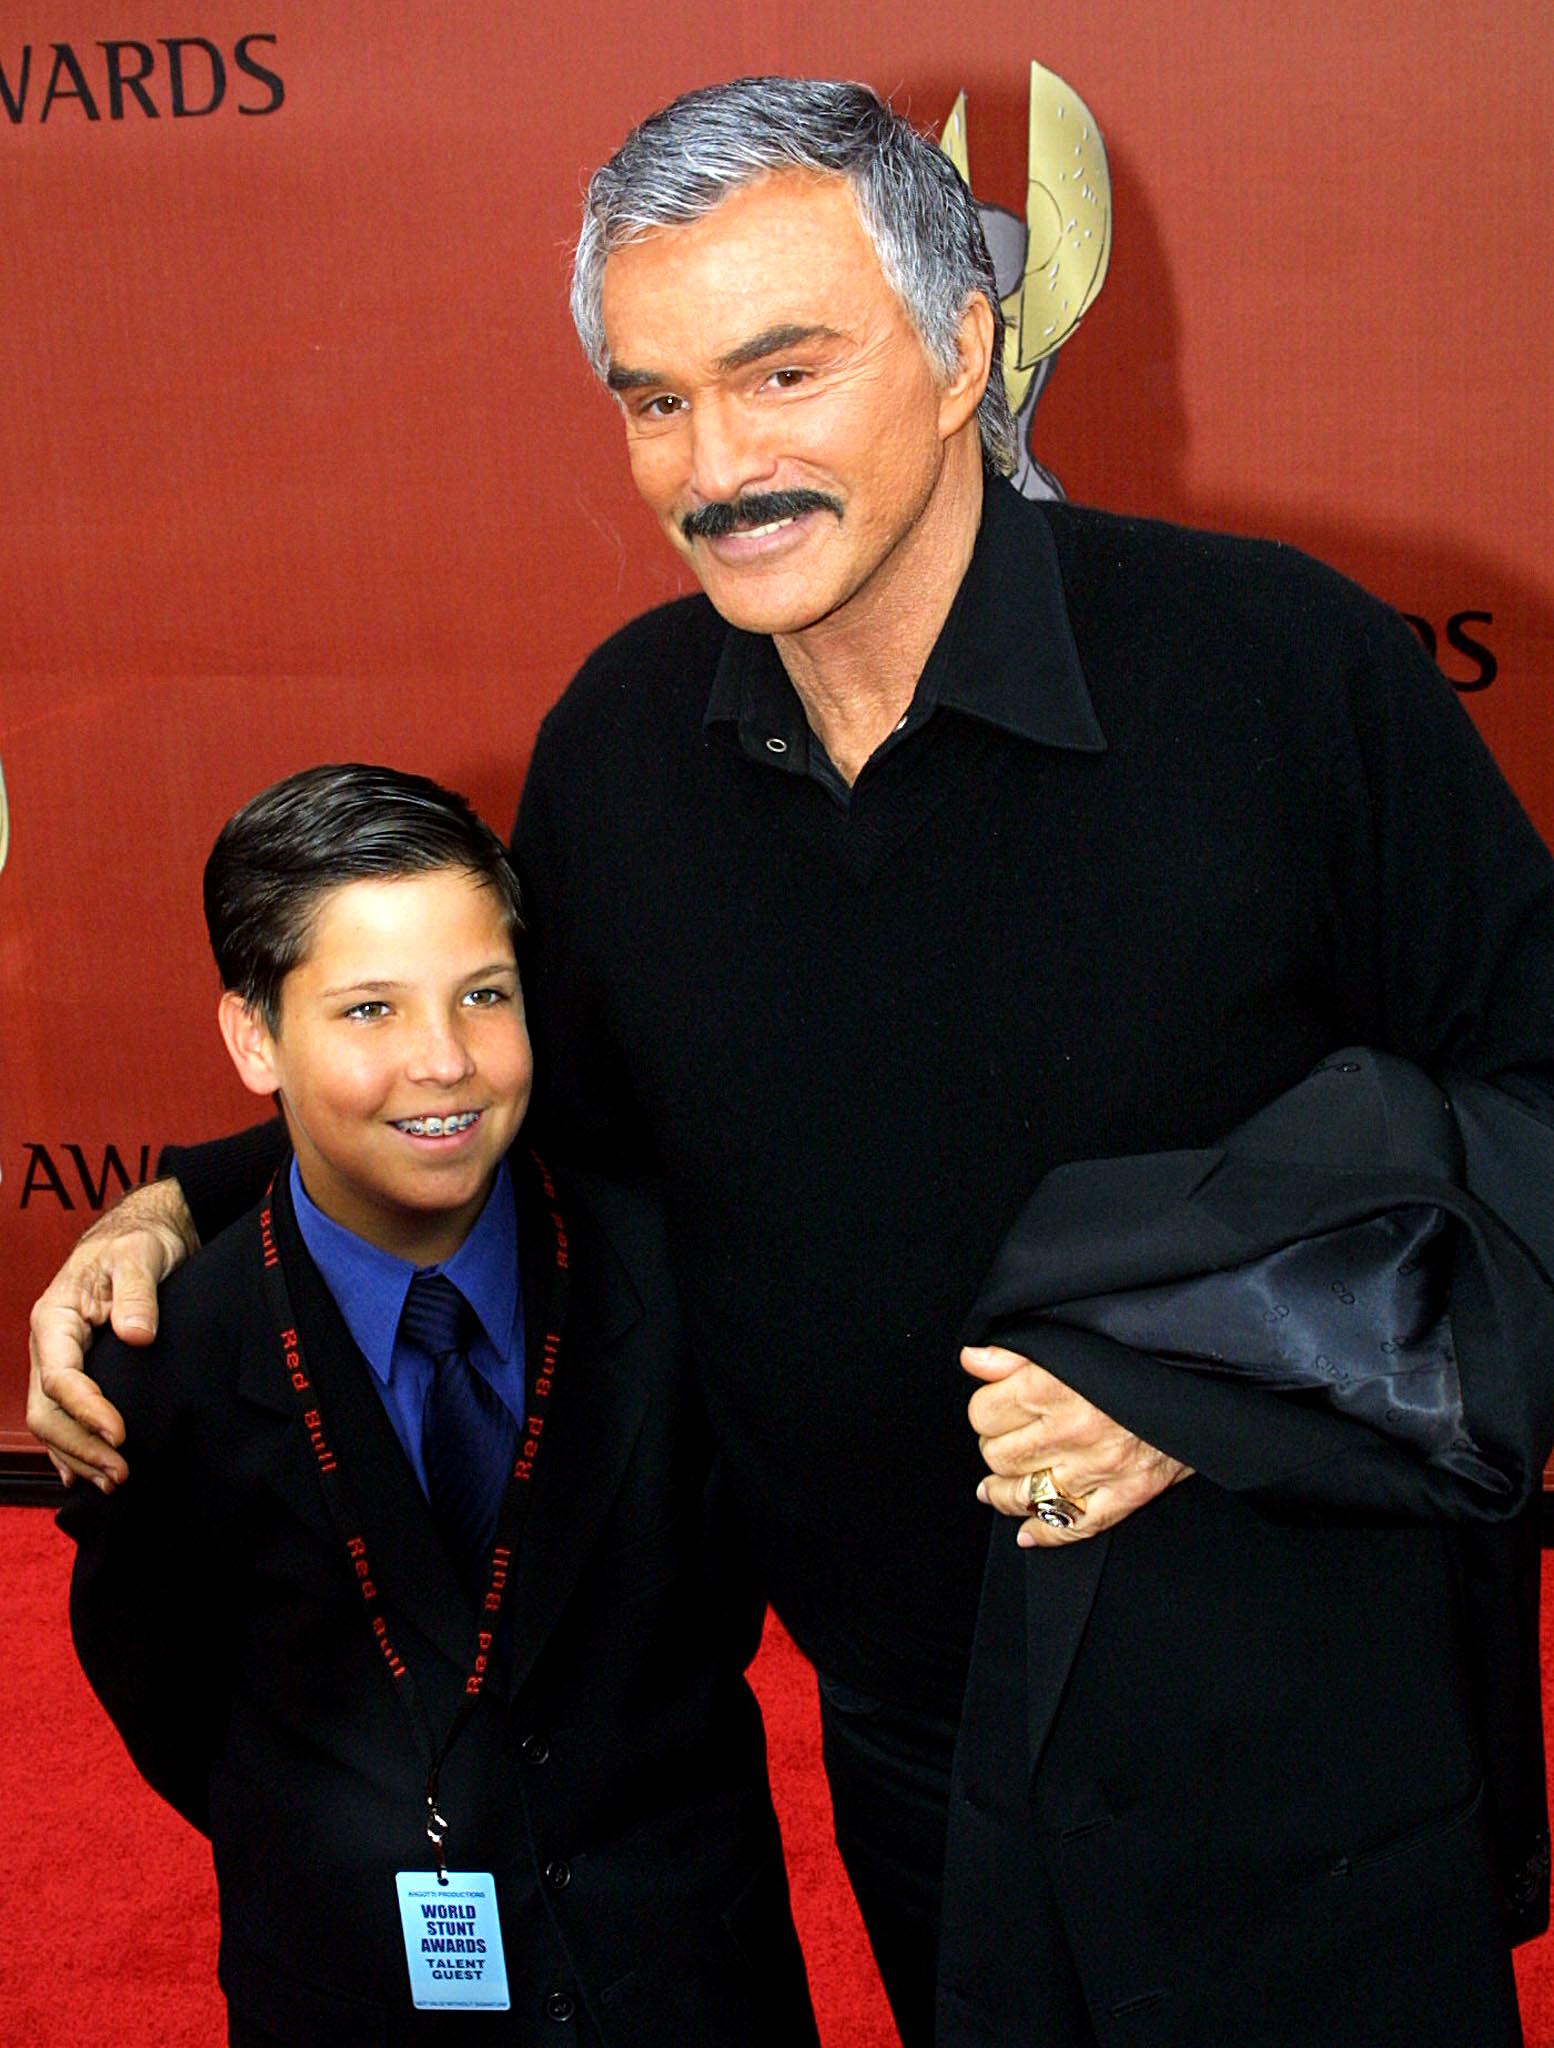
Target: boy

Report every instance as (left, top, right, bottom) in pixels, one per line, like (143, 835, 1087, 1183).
(60, 764, 817, 2048)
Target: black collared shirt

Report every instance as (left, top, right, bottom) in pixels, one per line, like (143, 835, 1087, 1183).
(702, 483, 1105, 806)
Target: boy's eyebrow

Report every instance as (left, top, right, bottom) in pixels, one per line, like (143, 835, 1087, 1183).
(318, 963, 518, 999)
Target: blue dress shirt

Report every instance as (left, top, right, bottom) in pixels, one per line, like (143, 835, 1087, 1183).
(289, 1156, 527, 1496)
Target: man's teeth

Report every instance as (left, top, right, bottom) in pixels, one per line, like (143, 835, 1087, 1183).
(394, 1112, 479, 1137)
(736, 516, 795, 539)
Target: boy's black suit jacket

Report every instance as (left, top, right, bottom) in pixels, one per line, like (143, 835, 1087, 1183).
(62, 1157, 817, 2047)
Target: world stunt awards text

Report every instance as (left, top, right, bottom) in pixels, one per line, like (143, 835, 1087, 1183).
(421, 1900, 488, 1980)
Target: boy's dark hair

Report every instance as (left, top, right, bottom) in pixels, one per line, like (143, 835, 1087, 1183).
(204, 763, 525, 1029)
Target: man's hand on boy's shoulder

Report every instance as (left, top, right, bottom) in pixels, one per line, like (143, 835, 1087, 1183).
(27, 1178, 200, 1492)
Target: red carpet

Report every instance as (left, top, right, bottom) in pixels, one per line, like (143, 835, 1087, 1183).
(2, 1502, 1550, 2044)
(0, 1506, 893, 2045)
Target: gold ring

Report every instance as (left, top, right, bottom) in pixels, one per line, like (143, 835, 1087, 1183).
(1024, 1467, 1085, 1529)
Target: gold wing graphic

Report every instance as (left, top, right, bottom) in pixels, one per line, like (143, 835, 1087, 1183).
(941, 60, 1112, 418)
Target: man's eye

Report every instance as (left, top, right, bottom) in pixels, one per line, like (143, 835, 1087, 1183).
(640, 393, 685, 419)
(344, 1000, 390, 1021)
(766, 367, 808, 389)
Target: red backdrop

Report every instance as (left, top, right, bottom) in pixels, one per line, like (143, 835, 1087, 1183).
(4, 1, 1551, 1450)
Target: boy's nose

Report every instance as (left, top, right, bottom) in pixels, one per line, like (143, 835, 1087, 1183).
(407, 1017, 476, 1084)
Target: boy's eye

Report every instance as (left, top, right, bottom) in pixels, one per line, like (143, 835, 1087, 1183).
(463, 986, 510, 1008)
(344, 1000, 391, 1021)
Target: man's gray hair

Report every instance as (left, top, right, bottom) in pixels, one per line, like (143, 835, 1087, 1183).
(571, 76, 1017, 476)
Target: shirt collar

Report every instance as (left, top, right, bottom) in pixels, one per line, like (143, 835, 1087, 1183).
(702, 479, 1106, 761)
(289, 1155, 520, 1385)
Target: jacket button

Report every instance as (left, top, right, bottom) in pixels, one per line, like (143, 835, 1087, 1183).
(544, 1990, 575, 2022)
(544, 1858, 572, 1890)
(521, 1734, 550, 1764)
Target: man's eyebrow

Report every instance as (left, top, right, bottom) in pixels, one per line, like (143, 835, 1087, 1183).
(715, 324, 843, 373)
(605, 324, 845, 392)
(605, 364, 663, 393)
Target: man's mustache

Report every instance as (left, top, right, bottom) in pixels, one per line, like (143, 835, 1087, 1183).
(681, 489, 843, 543)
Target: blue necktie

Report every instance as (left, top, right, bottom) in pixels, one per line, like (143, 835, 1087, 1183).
(400, 1272, 517, 1592)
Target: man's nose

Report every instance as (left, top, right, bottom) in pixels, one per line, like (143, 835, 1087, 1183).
(686, 392, 776, 507)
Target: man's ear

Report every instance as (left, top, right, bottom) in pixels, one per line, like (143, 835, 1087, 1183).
(937, 292, 997, 440)
(218, 991, 284, 1100)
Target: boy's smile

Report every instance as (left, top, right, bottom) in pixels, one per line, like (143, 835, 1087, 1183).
(220, 867, 531, 1264)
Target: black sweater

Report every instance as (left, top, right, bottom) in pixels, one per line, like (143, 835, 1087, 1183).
(512, 484, 1554, 1711)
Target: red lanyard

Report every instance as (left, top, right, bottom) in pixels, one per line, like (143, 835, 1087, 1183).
(258, 1148, 571, 1879)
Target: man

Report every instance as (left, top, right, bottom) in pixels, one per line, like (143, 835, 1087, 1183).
(31, 76, 1554, 2048)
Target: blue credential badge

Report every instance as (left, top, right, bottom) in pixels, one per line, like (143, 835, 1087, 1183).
(395, 1871, 510, 2010)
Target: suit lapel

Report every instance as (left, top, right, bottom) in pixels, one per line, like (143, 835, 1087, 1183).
(262, 1175, 481, 1676)
(501, 1158, 653, 1700)
(1024, 1530, 1109, 1774)
(955, 1521, 1109, 1807)
(234, 1213, 339, 1554)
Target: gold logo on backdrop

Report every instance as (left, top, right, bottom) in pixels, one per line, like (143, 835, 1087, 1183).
(941, 61, 1112, 499)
